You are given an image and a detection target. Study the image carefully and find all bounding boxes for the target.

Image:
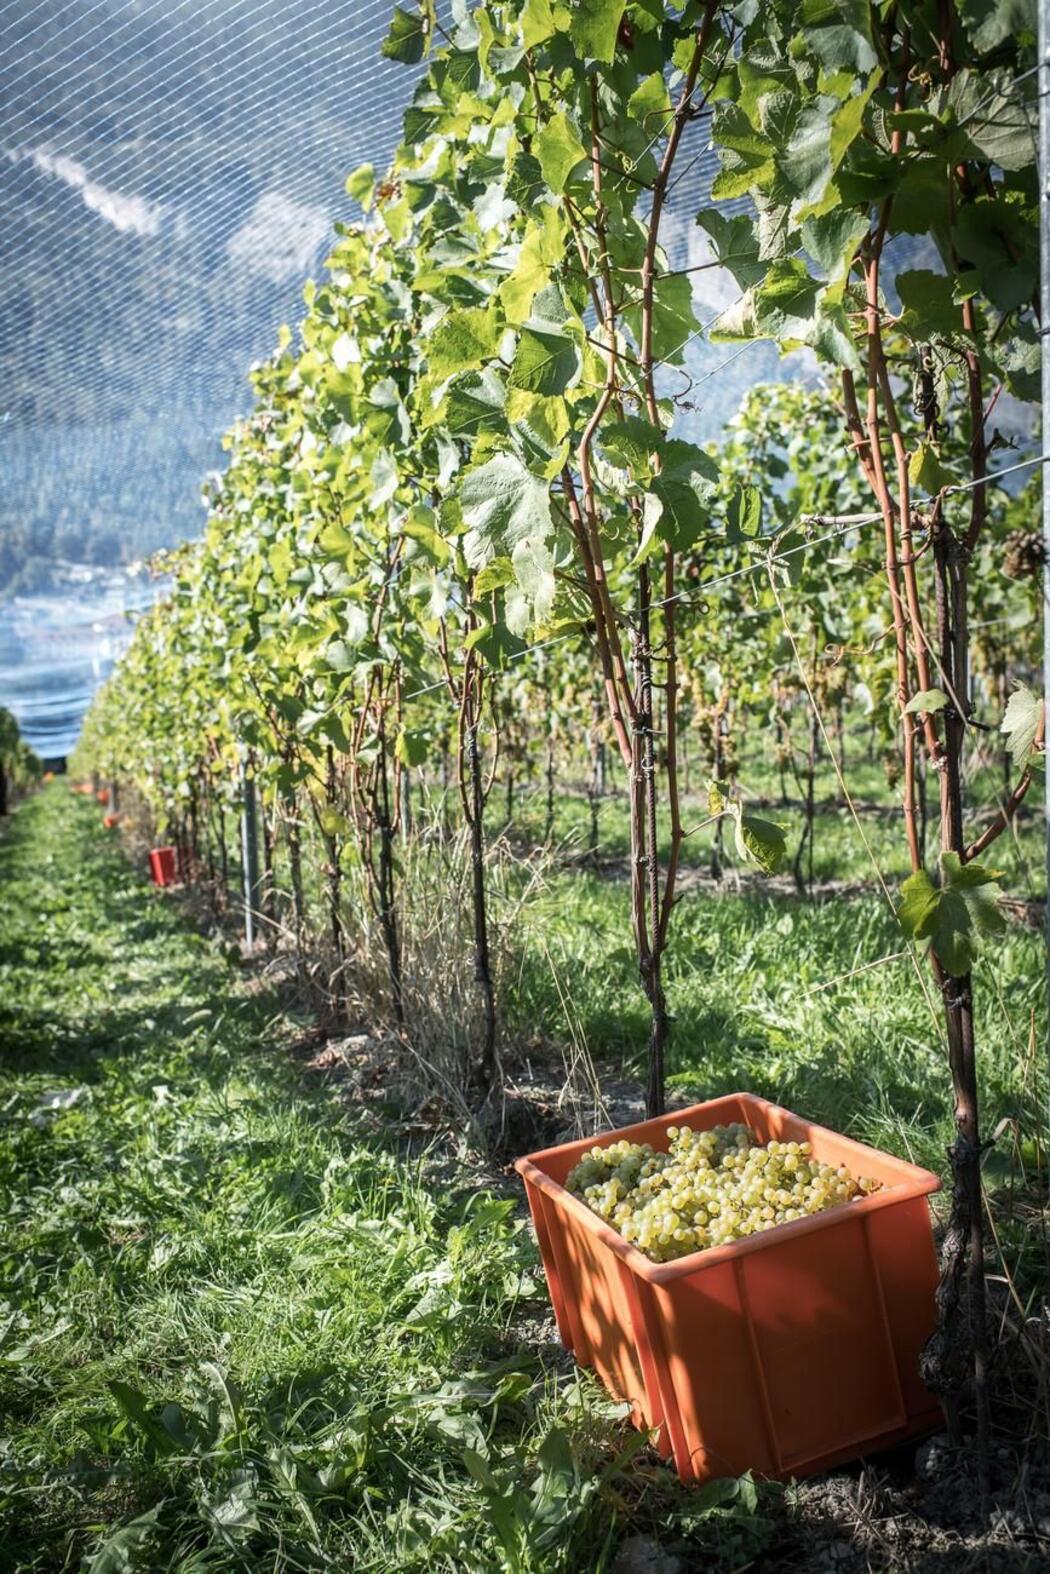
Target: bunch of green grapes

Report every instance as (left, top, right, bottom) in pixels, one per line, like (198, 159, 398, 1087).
(565, 1123, 879, 1263)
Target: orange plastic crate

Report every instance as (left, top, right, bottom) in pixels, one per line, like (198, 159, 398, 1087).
(515, 1092, 942, 1484)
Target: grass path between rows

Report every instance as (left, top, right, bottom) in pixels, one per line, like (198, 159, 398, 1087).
(0, 786, 775, 1572)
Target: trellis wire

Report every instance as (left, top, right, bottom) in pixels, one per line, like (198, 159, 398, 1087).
(367, 451, 1050, 708)
(763, 559, 947, 1038)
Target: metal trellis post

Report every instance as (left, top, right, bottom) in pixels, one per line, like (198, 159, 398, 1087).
(1041, 2, 1050, 1134)
(240, 761, 261, 950)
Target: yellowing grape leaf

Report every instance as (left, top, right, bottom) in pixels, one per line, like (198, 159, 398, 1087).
(1000, 685, 1044, 770)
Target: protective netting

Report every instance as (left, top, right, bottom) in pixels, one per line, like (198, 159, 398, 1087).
(1, 0, 424, 754)
(0, 0, 808, 758)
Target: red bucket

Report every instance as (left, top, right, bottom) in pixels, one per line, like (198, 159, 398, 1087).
(149, 847, 178, 887)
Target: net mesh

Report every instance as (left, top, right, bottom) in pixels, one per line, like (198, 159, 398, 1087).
(1, 1, 426, 755)
(0, 0, 805, 758)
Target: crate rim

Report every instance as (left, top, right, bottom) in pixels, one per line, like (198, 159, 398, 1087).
(514, 1091, 941, 1288)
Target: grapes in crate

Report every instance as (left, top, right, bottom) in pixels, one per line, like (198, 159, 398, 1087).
(566, 1123, 880, 1263)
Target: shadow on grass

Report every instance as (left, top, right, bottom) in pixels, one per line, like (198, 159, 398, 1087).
(0, 793, 300, 1104)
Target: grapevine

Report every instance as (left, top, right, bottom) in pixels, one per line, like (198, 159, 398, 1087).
(70, 0, 1044, 1474)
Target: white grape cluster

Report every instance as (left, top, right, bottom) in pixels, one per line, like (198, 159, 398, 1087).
(566, 1123, 878, 1263)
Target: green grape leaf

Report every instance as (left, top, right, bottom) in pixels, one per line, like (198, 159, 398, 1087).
(1000, 685, 1044, 769)
(801, 0, 878, 73)
(382, 4, 431, 63)
(400, 503, 450, 565)
(508, 285, 581, 396)
(886, 157, 952, 236)
(318, 803, 350, 837)
(998, 330, 1041, 403)
(521, 0, 557, 48)
(904, 688, 949, 715)
(708, 289, 759, 343)
(319, 714, 350, 753)
(725, 485, 763, 541)
(396, 729, 430, 767)
(534, 112, 588, 194)
(800, 208, 868, 284)
(473, 558, 515, 595)
(628, 72, 673, 133)
(364, 378, 410, 447)
(735, 812, 787, 874)
(568, 0, 625, 63)
(510, 535, 557, 628)
(501, 205, 566, 324)
(623, 272, 700, 366)
(324, 641, 355, 675)
(753, 259, 820, 334)
(465, 613, 528, 669)
(694, 210, 765, 290)
(508, 388, 570, 479)
(955, 198, 1037, 313)
(459, 454, 553, 568)
(632, 493, 666, 565)
(807, 301, 861, 369)
(896, 270, 962, 337)
(957, 0, 1036, 52)
(428, 307, 502, 381)
(370, 448, 399, 508)
(381, 194, 411, 242)
(707, 779, 731, 818)
(707, 780, 786, 874)
(601, 416, 662, 478)
(898, 852, 1006, 975)
(776, 94, 840, 208)
(442, 367, 507, 437)
(945, 68, 1036, 172)
(828, 74, 880, 174)
(509, 324, 581, 396)
(345, 163, 375, 209)
(909, 441, 955, 495)
(650, 440, 720, 548)
(710, 101, 774, 200)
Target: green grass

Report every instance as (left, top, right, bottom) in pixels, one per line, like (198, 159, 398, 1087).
(11, 750, 1040, 1569)
(503, 741, 1042, 897)
(510, 869, 1044, 1171)
(495, 730, 1044, 1174)
(283, 728, 1043, 1176)
(0, 786, 776, 1572)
